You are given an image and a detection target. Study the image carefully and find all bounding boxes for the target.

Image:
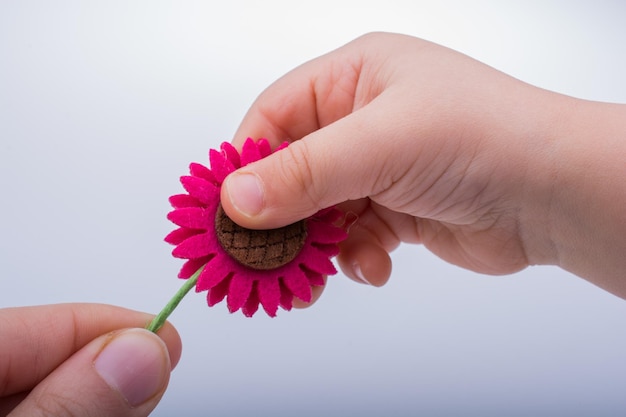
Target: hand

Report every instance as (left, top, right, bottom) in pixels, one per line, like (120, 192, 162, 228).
(0, 303, 182, 417)
(221, 32, 626, 298)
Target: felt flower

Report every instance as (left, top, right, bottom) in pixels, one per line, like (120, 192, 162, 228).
(162, 138, 347, 318)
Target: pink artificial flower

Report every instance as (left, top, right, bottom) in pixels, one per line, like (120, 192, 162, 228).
(165, 138, 347, 317)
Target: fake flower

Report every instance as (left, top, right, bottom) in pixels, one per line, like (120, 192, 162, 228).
(147, 138, 347, 331)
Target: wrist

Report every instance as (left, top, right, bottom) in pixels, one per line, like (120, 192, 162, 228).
(521, 95, 626, 297)
(510, 89, 567, 268)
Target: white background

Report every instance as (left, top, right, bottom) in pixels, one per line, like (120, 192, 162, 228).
(1, 1, 626, 416)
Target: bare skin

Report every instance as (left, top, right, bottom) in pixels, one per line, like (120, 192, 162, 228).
(0, 304, 181, 417)
(220, 32, 626, 301)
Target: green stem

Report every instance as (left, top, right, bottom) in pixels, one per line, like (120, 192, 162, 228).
(146, 265, 205, 333)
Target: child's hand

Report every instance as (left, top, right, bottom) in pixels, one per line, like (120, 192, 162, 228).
(221, 32, 626, 299)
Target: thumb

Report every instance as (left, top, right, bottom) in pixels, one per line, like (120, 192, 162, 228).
(10, 328, 172, 417)
(221, 100, 399, 229)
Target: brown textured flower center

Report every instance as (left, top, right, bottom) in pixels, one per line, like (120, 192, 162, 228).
(214, 204, 307, 270)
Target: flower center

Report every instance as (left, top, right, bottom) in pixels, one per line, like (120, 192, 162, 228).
(214, 204, 308, 270)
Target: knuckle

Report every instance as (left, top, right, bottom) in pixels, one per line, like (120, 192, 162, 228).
(32, 391, 86, 417)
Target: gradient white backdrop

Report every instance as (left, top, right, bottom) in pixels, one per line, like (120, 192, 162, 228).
(1, 1, 625, 416)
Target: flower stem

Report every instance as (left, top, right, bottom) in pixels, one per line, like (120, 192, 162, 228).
(146, 265, 204, 333)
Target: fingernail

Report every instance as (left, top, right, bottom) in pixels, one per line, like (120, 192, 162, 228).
(94, 329, 169, 407)
(353, 262, 371, 285)
(225, 172, 265, 217)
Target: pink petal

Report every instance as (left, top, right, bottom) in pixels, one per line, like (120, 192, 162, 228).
(317, 258, 338, 275)
(227, 274, 254, 313)
(300, 248, 338, 275)
(169, 194, 202, 208)
(196, 257, 235, 292)
(276, 141, 289, 151)
(242, 282, 260, 317)
(220, 142, 241, 169)
(315, 207, 343, 224)
(257, 277, 280, 317)
(209, 148, 235, 183)
(189, 162, 216, 183)
(164, 227, 202, 245)
(307, 221, 348, 244)
(167, 207, 210, 229)
(311, 242, 341, 257)
(302, 265, 325, 286)
(180, 176, 218, 205)
(278, 279, 293, 311)
(207, 274, 231, 306)
(179, 257, 211, 279)
(172, 233, 211, 259)
(282, 269, 312, 302)
(258, 138, 272, 158)
(241, 137, 262, 166)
